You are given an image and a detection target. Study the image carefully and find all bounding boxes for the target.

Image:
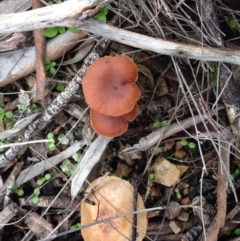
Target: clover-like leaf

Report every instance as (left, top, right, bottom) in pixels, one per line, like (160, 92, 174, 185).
(44, 27, 59, 38)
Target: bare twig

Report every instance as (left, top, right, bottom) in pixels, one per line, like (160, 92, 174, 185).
(32, 0, 46, 101)
(203, 142, 230, 241)
(123, 110, 230, 153)
(80, 19, 240, 65)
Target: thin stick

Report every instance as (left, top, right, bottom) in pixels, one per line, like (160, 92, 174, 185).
(32, 0, 46, 101)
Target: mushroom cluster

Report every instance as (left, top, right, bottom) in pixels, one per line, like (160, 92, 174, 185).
(80, 176, 148, 241)
(82, 55, 140, 137)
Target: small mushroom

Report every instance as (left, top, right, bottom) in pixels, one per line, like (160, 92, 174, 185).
(90, 104, 138, 137)
(82, 55, 140, 117)
(80, 176, 147, 241)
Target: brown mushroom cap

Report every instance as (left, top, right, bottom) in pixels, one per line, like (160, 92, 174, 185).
(82, 55, 140, 117)
(81, 176, 147, 241)
(90, 104, 138, 137)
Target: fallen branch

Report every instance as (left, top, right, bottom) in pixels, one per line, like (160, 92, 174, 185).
(0, 0, 112, 33)
(79, 19, 240, 65)
(123, 111, 232, 153)
(203, 142, 230, 241)
(1, 2, 240, 65)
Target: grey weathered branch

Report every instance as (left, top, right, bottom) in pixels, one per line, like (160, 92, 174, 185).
(79, 19, 240, 65)
(0, 0, 112, 33)
(1, 3, 240, 65)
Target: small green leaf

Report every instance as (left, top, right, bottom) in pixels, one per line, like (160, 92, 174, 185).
(56, 83, 65, 92)
(149, 173, 155, 181)
(5, 111, 13, 119)
(34, 188, 40, 195)
(50, 67, 56, 75)
(47, 132, 54, 139)
(230, 19, 237, 29)
(0, 108, 5, 120)
(50, 62, 56, 68)
(180, 140, 188, 146)
(153, 122, 161, 128)
(59, 136, 69, 145)
(32, 196, 39, 204)
(48, 142, 56, 150)
(72, 151, 82, 162)
(32, 103, 38, 111)
(45, 173, 52, 180)
(161, 121, 168, 127)
(94, 14, 107, 22)
(58, 26, 66, 34)
(37, 179, 44, 186)
(68, 27, 79, 33)
(93, 7, 109, 22)
(70, 223, 81, 230)
(44, 58, 51, 65)
(44, 64, 51, 71)
(235, 168, 240, 175)
(234, 228, 240, 235)
(188, 142, 196, 149)
(44, 27, 59, 38)
(17, 189, 24, 196)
